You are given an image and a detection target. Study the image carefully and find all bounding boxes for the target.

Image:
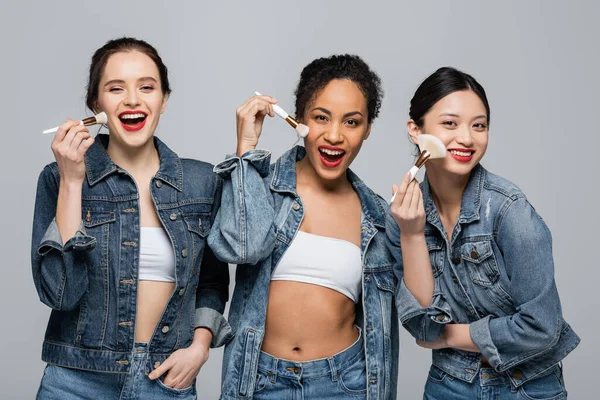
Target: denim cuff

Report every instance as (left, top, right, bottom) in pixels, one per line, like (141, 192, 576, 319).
(470, 315, 502, 368)
(194, 307, 234, 348)
(38, 219, 96, 255)
(213, 149, 271, 179)
(397, 279, 453, 341)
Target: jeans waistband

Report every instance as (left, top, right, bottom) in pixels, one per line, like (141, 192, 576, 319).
(258, 327, 363, 379)
(133, 342, 148, 359)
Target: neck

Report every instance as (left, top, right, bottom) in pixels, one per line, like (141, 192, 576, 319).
(106, 135, 160, 177)
(426, 165, 470, 217)
(295, 157, 352, 194)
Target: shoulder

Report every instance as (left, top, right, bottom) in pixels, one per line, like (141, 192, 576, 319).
(482, 167, 527, 201)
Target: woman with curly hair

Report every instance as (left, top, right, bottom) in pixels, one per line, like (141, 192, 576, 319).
(208, 54, 398, 400)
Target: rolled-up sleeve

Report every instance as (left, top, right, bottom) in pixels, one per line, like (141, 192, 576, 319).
(469, 197, 563, 371)
(208, 149, 276, 265)
(386, 212, 452, 342)
(31, 166, 94, 311)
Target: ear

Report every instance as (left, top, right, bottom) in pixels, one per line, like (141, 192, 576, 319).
(407, 119, 421, 145)
(93, 102, 101, 114)
(160, 93, 169, 114)
(363, 123, 372, 140)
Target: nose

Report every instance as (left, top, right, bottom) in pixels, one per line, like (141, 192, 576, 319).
(123, 89, 141, 107)
(455, 125, 474, 147)
(323, 122, 343, 144)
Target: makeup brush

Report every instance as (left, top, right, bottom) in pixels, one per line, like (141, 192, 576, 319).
(390, 134, 447, 203)
(254, 92, 309, 138)
(42, 112, 107, 135)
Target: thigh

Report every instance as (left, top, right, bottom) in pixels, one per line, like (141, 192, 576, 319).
(252, 369, 297, 400)
(36, 364, 121, 400)
(423, 365, 476, 400)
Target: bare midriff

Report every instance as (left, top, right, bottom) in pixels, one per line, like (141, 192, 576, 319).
(135, 280, 175, 343)
(261, 280, 359, 361)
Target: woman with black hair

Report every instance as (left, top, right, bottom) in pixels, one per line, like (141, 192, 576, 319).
(388, 67, 579, 399)
(208, 54, 397, 400)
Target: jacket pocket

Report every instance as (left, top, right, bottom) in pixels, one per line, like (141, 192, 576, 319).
(427, 235, 445, 277)
(461, 240, 499, 286)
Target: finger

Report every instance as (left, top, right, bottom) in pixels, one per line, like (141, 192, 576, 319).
(239, 98, 272, 120)
(254, 93, 279, 104)
(400, 179, 415, 210)
(417, 186, 424, 213)
(53, 119, 79, 145)
(407, 181, 420, 210)
(62, 123, 88, 149)
(148, 359, 173, 380)
(391, 184, 399, 196)
(69, 130, 91, 155)
(75, 136, 95, 159)
(392, 172, 411, 207)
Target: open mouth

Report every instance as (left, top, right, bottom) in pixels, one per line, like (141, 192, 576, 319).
(119, 111, 148, 132)
(449, 149, 474, 163)
(318, 146, 346, 168)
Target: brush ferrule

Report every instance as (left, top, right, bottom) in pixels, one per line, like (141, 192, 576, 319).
(285, 115, 299, 129)
(415, 150, 431, 168)
(81, 116, 98, 126)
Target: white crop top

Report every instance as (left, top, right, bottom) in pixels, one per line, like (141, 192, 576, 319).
(271, 231, 362, 303)
(139, 227, 176, 282)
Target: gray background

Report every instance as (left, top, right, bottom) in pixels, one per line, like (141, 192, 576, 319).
(0, 1, 596, 398)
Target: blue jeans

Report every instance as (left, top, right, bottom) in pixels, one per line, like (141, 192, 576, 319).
(252, 328, 367, 399)
(424, 364, 567, 400)
(36, 343, 196, 399)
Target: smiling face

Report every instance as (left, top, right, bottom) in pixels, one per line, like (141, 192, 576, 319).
(299, 79, 371, 183)
(94, 50, 167, 149)
(408, 89, 489, 177)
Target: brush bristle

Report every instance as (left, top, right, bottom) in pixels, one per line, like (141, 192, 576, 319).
(418, 134, 446, 158)
(95, 112, 108, 124)
(296, 124, 309, 138)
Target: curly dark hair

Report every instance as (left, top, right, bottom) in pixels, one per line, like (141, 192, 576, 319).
(294, 54, 383, 124)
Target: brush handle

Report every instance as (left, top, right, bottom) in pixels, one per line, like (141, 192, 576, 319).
(389, 166, 420, 204)
(254, 91, 290, 120)
(42, 120, 83, 135)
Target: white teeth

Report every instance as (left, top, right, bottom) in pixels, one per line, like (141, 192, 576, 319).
(320, 148, 344, 156)
(120, 113, 146, 119)
(450, 150, 473, 157)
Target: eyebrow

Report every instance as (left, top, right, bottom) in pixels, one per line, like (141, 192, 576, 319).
(103, 77, 158, 87)
(439, 113, 487, 120)
(312, 107, 364, 118)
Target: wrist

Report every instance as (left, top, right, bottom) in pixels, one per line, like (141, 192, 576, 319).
(236, 141, 257, 157)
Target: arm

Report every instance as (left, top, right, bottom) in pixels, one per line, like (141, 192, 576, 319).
(31, 120, 96, 311)
(468, 197, 564, 371)
(207, 94, 279, 265)
(388, 175, 452, 342)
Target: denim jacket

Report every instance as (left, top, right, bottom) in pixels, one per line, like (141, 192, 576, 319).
(208, 146, 399, 400)
(31, 134, 233, 373)
(387, 164, 580, 387)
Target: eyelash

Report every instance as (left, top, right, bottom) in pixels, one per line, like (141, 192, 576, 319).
(109, 85, 154, 92)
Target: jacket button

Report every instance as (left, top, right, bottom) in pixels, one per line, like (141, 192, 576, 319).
(181, 248, 188, 258)
(471, 248, 479, 259)
(452, 257, 461, 265)
(162, 325, 169, 334)
(292, 202, 300, 211)
(179, 288, 185, 296)
(155, 180, 162, 188)
(154, 361, 161, 369)
(512, 369, 523, 380)
(169, 213, 177, 221)
(452, 276, 458, 283)
(436, 314, 446, 322)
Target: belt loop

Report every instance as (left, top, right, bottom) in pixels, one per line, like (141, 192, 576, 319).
(328, 357, 338, 382)
(270, 357, 278, 383)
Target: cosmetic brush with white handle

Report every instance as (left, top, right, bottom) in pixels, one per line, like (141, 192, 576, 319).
(254, 92, 309, 138)
(42, 111, 108, 134)
(390, 134, 446, 203)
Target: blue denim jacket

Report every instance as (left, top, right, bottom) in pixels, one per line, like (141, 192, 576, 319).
(387, 164, 580, 387)
(31, 134, 233, 373)
(208, 146, 399, 400)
